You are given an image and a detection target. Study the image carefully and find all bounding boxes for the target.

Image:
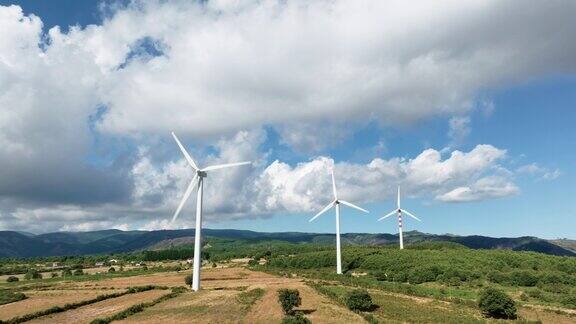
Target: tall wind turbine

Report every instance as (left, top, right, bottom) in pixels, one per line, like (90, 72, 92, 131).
(171, 132, 250, 291)
(378, 186, 421, 249)
(309, 168, 369, 274)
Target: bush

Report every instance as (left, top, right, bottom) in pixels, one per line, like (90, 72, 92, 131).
(24, 269, 42, 280)
(344, 289, 374, 312)
(51, 272, 59, 278)
(73, 269, 84, 276)
(511, 270, 539, 287)
(248, 259, 258, 266)
(373, 271, 388, 281)
(6, 276, 19, 282)
(278, 289, 301, 315)
(281, 313, 311, 324)
(62, 268, 73, 276)
(184, 274, 192, 286)
(108, 267, 116, 273)
(562, 293, 576, 309)
(478, 288, 517, 319)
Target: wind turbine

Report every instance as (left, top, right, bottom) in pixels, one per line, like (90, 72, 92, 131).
(309, 168, 369, 274)
(378, 186, 421, 249)
(171, 132, 250, 291)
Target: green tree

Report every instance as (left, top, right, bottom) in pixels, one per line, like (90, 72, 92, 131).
(478, 288, 517, 319)
(344, 289, 374, 311)
(24, 269, 42, 280)
(73, 269, 84, 276)
(278, 289, 301, 315)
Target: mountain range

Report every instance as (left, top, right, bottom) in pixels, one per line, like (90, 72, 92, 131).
(0, 229, 574, 258)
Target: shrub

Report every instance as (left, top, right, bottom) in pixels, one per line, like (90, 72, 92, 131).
(344, 289, 374, 312)
(51, 272, 59, 278)
(73, 269, 84, 276)
(478, 288, 517, 319)
(373, 271, 388, 281)
(184, 274, 192, 286)
(487, 271, 509, 284)
(562, 293, 576, 309)
(24, 269, 42, 280)
(248, 259, 258, 266)
(278, 289, 301, 315)
(511, 270, 539, 287)
(6, 276, 19, 282)
(281, 313, 311, 324)
(108, 267, 116, 273)
(62, 268, 73, 276)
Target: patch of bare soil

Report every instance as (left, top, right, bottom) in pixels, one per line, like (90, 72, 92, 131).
(0, 289, 125, 321)
(27, 289, 169, 324)
(243, 287, 284, 323)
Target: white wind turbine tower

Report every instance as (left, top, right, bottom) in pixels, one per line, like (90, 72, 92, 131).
(171, 132, 250, 291)
(378, 186, 421, 250)
(309, 168, 369, 274)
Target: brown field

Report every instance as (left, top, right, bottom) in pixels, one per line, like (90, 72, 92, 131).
(0, 289, 125, 320)
(27, 289, 169, 324)
(2, 266, 575, 323)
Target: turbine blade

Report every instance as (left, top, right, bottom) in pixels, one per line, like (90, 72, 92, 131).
(171, 175, 198, 222)
(339, 200, 369, 213)
(378, 210, 397, 221)
(331, 168, 338, 200)
(401, 209, 421, 222)
(397, 186, 401, 209)
(309, 201, 335, 222)
(172, 132, 199, 170)
(202, 161, 251, 171)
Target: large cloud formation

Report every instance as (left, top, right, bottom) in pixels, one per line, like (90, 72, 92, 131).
(0, 0, 573, 232)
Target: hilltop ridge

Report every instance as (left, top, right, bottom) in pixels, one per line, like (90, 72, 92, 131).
(0, 228, 573, 258)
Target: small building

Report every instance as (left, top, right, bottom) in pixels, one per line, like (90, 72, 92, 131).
(52, 262, 62, 268)
(95, 262, 105, 267)
(109, 259, 118, 264)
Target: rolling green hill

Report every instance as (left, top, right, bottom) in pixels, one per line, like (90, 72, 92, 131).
(0, 228, 573, 258)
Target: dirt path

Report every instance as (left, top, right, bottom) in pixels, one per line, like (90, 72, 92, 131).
(27, 289, 169, 324)
(243, 287, 284, 323)
(0, 289, 125, 321)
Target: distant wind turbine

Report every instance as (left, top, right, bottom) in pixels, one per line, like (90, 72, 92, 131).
(171, 132, 251, 291)
(309, 168, 369, 274)
(378, 186, 421, 249)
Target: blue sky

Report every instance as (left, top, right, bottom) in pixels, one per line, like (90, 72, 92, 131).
(0, 1, 575, 239)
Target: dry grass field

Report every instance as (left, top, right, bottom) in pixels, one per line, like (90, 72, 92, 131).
(1, 265, 575, 323)
(0, 289, 126, 321)
(28, 289, 169, 324)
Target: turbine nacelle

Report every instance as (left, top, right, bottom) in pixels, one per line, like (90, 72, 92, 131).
(170, 131, 251, 223)
(309, 168, 369, 222)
